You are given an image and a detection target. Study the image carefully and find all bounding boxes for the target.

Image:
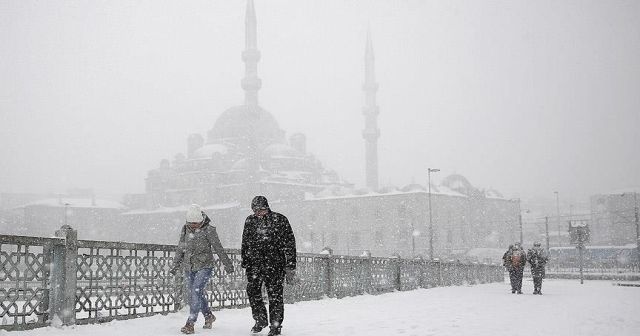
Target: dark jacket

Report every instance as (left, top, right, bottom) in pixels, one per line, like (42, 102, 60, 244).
(241, 202, 296, 271)
(503, 247, 527, 271)
(527, 246, 548, 276)
(172, 214, 233, 273)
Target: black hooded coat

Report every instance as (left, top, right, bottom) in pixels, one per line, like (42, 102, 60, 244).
(241, 196, 297, 271)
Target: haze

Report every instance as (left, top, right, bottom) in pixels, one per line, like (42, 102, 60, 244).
(1, 0, 638, 203)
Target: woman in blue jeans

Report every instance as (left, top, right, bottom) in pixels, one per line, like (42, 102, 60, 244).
(170, 204, 234, 334)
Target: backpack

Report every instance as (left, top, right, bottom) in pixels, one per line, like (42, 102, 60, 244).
(511, 250, 523, 267)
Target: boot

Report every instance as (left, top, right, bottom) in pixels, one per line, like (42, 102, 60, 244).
(203, 313, 216, 329)
(251, 321, 268, 333)
(181, 322, 195, 334)
(268, 326, 282, 336)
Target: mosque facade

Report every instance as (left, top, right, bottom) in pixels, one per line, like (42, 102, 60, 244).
(120, 0, 520, 260)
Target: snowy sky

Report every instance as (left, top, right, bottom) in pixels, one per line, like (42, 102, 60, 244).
(1, 0, 638, 202)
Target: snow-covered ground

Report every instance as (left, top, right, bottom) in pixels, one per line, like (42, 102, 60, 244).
(3, 279, 639, 336)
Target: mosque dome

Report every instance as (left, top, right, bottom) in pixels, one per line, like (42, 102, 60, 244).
(263, 143, 303, 158)
(192, 144, 229, 159)
(207, 104, 285, 146)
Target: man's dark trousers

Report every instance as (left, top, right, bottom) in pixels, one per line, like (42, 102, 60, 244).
(509, 269, 524, 291)
(246, 266, 285, 327)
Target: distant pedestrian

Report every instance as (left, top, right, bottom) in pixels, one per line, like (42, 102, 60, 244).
(170, 204, 234, 334)
(528, 242, 548, 295)
(503, 243, 527, 294)
(242, 196, 297, 336)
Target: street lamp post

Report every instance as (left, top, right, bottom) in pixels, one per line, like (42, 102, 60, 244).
(635, 193, 639, 269)
(428, 168, 440, 259)
(410, 219, 416, 257)
(554, 191, 560, 246)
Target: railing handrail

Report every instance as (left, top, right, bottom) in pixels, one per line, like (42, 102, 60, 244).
(1, 228, 504, 331)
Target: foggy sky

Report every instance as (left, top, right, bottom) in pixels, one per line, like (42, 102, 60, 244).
(1, 0, 638, 204)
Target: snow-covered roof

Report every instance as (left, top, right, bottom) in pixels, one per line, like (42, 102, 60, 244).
(122, 201, 240, 215)
(23, 198, 125, 209)
(600, 188, 640, 196)
(306, 184, 469, 201)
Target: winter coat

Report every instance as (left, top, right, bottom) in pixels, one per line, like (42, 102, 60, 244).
(241, 208, 296, 272)
(172, 214, 233, 273)
(503, 247, 527, 271)
(527, 247, 548, 277)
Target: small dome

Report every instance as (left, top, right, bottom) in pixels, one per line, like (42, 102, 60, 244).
(193, 144, 228, 159)
(263, 143, 303, 158)
(441, 174, 476, 196)
(401, 184, 426, 192)
(231, 158, 250, 171)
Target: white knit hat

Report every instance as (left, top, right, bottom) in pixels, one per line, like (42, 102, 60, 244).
(186, 204, 204, 223)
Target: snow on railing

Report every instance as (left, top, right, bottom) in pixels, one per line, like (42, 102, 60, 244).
(0, 226, 503, 331)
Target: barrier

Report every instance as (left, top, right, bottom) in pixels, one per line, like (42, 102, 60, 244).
(0, 226, 503, 330)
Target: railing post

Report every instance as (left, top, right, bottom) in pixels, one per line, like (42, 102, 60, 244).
(391, 254, 401, 291)
(415, 256, 424, 288)
(363, 251, 372, 294)
(49, 225, 77, 326)
(321, 247, 334, 298)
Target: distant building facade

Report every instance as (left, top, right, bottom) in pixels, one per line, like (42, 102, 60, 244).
(590, 191, 639, 246)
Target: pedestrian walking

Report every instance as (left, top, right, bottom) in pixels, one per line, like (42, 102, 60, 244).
(170, 204, 234, 334)
(528, 242, 548, 295)
(241, 196, 297, 336)
(503, 243, 527, 294)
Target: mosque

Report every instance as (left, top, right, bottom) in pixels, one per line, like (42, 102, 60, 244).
(120, 0, 520, 260)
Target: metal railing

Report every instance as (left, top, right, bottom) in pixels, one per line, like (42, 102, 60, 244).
(1, 226, 503, 331)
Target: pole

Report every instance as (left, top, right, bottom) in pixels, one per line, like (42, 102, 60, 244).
(519, 213, 523, 245)
(634, 193, 639, 270)
(428, 170, 433, 260)
(427, 168, 439, 259)
(411, 220, 415, 257)
(578, 243, 584, 285)
(554, 191, 561, 246)
(545, 216, 550, 253)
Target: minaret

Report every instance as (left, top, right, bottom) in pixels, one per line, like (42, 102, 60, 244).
(241, 0, 261, 106)
(362, 29, 380, 190)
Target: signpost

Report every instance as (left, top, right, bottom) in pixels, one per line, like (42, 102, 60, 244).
(568, 219, 590, 284)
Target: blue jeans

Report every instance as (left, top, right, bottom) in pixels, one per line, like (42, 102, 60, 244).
(186, 268, 213, 323)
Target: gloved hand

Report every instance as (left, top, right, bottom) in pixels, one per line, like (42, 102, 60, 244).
(224, 264, 234, 274)
(285, 269, 296, 284)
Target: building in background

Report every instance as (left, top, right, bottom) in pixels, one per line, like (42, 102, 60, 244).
(119, 1, 519, 260)
(590, 190, 639, 246)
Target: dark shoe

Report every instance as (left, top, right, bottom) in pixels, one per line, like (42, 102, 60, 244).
(203, 313, 216, 329)
(517, 290, 523, 294)
(181, 322, 195, 334)
(251, 321, 268, 333)
(268, 326, 282, 336)
(511, 289, 516, 294)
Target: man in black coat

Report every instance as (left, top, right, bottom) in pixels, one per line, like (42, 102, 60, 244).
(242, 196, 297, 336)
(527, 242, 548, 295)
